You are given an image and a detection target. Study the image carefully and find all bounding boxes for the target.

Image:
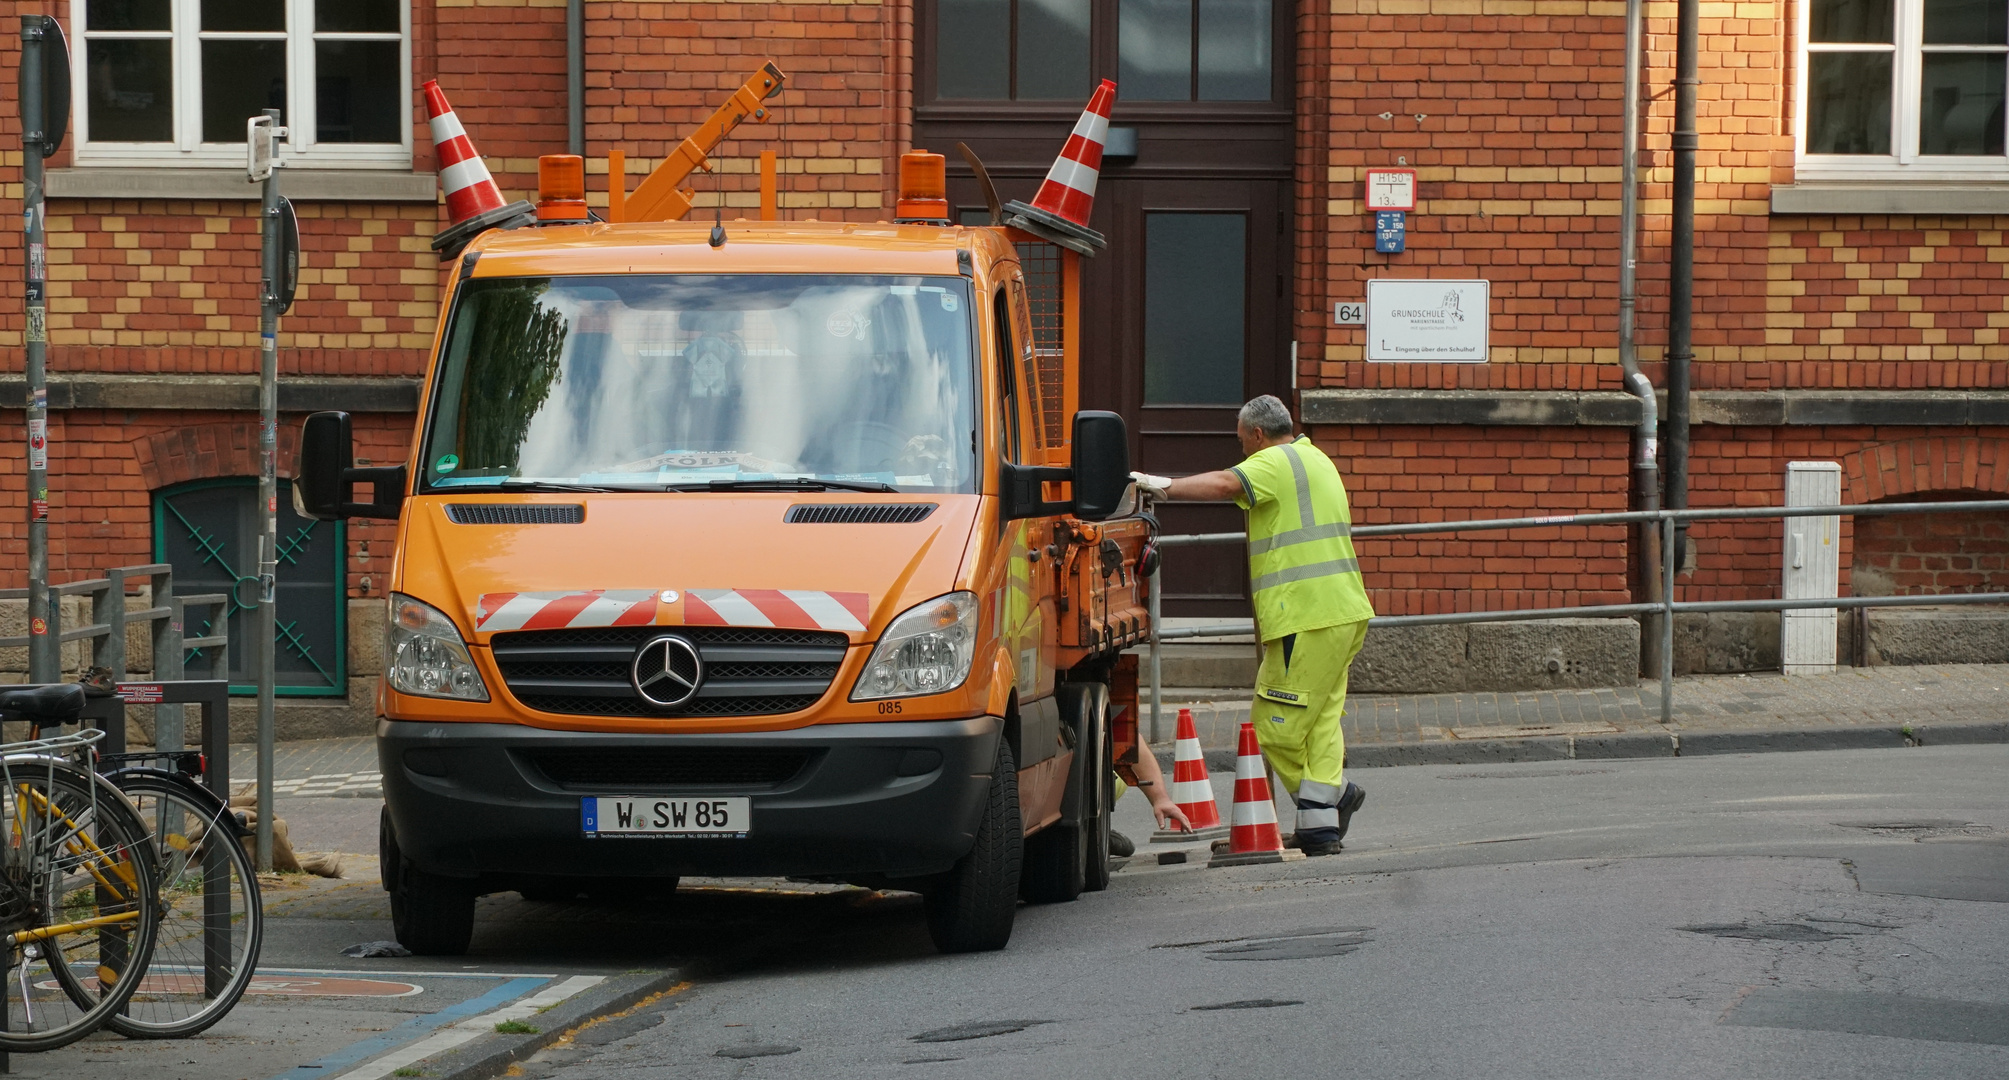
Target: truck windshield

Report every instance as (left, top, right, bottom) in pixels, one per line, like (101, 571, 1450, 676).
(421, 274, 978, 493)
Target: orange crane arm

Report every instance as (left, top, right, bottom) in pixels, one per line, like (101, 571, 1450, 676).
(621, 61, 786, 223)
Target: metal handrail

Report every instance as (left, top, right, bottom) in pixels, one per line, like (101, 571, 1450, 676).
(1143, 498, 2009, 740)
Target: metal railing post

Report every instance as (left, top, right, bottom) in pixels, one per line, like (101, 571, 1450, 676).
(162, 597, 189, 752)
(1147, 563, 1163, 745)
(1660, 513, 1676, 725)
(92, 567, 126, 679)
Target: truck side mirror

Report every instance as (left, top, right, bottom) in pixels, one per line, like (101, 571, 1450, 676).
(1068, 411, 1129, 521)
(295, 411, 407, 521)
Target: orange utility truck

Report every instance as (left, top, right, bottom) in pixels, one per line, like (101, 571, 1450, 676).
(295, 70, 1154, 954)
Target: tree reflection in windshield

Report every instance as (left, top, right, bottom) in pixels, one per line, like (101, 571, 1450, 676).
(424, 274, 979, 494)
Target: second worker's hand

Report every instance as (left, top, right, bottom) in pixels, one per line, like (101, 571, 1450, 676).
(1152, 798, 1193, 833)
(1129, 471, 1173, 501)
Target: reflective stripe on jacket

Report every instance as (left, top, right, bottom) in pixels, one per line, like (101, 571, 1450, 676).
(1230, 437, 1375, 640)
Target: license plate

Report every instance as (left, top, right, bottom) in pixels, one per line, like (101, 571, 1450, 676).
(582, 797, 749, 837)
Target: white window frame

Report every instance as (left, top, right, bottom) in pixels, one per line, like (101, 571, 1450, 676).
(72, 0, 411, 169)
(1795, 0, 2009, 181)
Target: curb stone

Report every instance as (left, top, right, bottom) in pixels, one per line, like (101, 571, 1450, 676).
(414, 970, 684, 1080)
(1153, 720, 2009, 775)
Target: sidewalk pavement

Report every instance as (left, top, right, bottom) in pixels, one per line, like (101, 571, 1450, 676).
(242, 663, 2009, 803)
(1154, 662, 2009, 768)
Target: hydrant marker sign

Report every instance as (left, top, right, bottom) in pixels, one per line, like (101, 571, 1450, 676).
(1365, 279, 1489, 362)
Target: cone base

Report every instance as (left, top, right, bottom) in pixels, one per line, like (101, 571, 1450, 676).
(1150, 824, 1229, 844)
(431, 201, 537, 258)
(1001, 200, 1106, 257)
(1208, 848, 1305, 868)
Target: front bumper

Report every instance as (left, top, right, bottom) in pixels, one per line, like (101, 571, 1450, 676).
(377, 716, 1000, 884)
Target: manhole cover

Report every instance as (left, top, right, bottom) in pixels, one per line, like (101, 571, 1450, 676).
(1206, 929, 1371, 961)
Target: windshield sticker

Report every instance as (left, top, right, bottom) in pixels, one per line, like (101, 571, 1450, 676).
(611, 451, 793, 474)
(435, 454, 459, 474)
(939, 291, 959, 312)
(825, 310, 870, 338)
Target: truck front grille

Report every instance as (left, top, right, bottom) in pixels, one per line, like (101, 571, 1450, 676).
(490, 625, 848, 718)
(522, 746, 815, 790)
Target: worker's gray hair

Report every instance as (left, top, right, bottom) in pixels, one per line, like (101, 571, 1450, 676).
(1238, 395, 1295, 439)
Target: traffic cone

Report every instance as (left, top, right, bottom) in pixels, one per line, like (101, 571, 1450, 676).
(1001, 80, 1114, 256)
(1209, 720, 1298, 867)
(1150, 708, 1228, 843)
(423, 79, 535, 258)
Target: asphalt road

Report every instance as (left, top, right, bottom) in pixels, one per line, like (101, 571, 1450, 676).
(491, 744, 2009, 1080)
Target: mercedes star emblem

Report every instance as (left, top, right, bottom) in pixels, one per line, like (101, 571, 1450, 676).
(631, 634, 704, 710)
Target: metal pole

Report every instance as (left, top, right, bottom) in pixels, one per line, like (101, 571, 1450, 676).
(1665, 0, 1699, 570)
(1618, 0, 1663, 679)
(566, 0, 585, 156)
(1147, 563, 1163, 746)
(1660, 514, 1676, 725)
(256, 109, 282, 872)
(21, 16, 54, 686)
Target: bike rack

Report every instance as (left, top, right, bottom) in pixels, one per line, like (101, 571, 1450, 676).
(0, 677, 234, 1061)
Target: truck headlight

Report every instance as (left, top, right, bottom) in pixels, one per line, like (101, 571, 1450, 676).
(386, 593, 490, 701)
(851, 592, 978, 701)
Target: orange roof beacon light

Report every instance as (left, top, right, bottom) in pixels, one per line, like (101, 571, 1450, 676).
(895, 150, 951, 226)
(1002, 79, 1116, 257)
(423, 79, 535, 258)
(536, 154, 590, 222)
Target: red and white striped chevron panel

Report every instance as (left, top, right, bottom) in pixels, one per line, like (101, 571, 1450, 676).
(474, 589, 868, 634)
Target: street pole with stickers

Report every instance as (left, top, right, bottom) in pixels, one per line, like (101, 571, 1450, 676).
(248, 110, 298, 872)
(19, 15, 69, 683)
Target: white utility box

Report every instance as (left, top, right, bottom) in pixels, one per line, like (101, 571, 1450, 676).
(1782, 461, 1842, 674)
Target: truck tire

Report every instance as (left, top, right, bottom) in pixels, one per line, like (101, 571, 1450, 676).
(924, 734, 1022, 953)
(383, 811, 476, 956)
(1080, 684, 1114, 892)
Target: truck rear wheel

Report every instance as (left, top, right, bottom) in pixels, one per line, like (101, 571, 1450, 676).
(383, 810, 476, 956)
(1079, 684, 1114, 892)
(924, 734, 1022, 953)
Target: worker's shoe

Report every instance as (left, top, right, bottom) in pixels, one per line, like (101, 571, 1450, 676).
(1334, 781, 1367, 842)
(1297, 835, 1344, 857)
(1108, 830, 1136, 857)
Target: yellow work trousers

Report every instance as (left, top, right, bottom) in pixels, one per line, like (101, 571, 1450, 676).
(1249, 620, 1369, 806)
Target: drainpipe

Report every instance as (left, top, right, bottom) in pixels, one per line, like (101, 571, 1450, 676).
(1619, 0, 1662, 676)
(1666, 0, 1699, 569)
(566, 0, 584, 156)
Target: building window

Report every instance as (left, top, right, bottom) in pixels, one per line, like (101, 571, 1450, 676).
(1799, 0, 2007, 178)
(154, 478, 347, 696)
(932, 0, 1274, 103)
(937, 0, 1092, 100)
(75, 0, 410, 168)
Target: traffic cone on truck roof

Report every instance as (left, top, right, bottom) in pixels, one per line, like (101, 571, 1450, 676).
(1209, 720, 1298, 867)
(1001, 79, 1114, 257)
(423, 79, 536, 259)
(1152, 708, 1228, 843)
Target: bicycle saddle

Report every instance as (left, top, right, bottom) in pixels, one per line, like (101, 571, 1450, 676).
(0, 683, 86, 722)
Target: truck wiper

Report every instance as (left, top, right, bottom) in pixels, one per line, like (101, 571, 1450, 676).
(489, 480, 643, 494)
(685, 478, 900, 494)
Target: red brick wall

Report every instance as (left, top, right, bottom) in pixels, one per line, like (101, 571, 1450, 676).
(1853, 494, 2009, 598)
(1318, 425, 1634, 615)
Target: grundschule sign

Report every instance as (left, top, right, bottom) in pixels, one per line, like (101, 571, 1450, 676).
(1365, 279, 1489, 362)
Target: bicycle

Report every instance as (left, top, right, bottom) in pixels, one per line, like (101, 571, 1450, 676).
(82, 748, 262, 1038)
(0, 684, 162, 1052)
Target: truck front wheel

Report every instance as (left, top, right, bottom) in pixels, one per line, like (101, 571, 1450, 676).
(383, 811, 476, 956)
(924, 735, 1022, 953)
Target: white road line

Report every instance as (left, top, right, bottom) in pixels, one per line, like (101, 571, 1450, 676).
(333, 974, 605, 1080)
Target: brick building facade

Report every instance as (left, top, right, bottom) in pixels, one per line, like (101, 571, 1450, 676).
(3, 0, 2006, 707)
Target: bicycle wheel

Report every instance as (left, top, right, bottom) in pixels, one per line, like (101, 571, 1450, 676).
(0, 758, 160, 1052)
(91, 771, 262, 1038)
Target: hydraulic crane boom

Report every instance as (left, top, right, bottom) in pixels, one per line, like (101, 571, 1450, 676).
(617, 61, 785, 223)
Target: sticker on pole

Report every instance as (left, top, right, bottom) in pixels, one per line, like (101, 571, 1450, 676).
(117, 684, 164, 704)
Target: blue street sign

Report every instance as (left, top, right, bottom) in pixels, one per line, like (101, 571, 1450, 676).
(1375, 211, 1406, 254)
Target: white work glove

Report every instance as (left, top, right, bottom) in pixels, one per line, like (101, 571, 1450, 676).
(1129, 471, 1172, 500)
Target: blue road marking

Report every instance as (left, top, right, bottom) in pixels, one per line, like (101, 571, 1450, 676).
(266, 975, 549, 1080)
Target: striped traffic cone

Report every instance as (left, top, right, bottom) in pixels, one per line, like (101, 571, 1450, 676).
(423, 79, 535, 258)
(1209, 720, 1299, 867)
(1001, 80, 1114, 256)
(1150, 708, 1228, 843)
